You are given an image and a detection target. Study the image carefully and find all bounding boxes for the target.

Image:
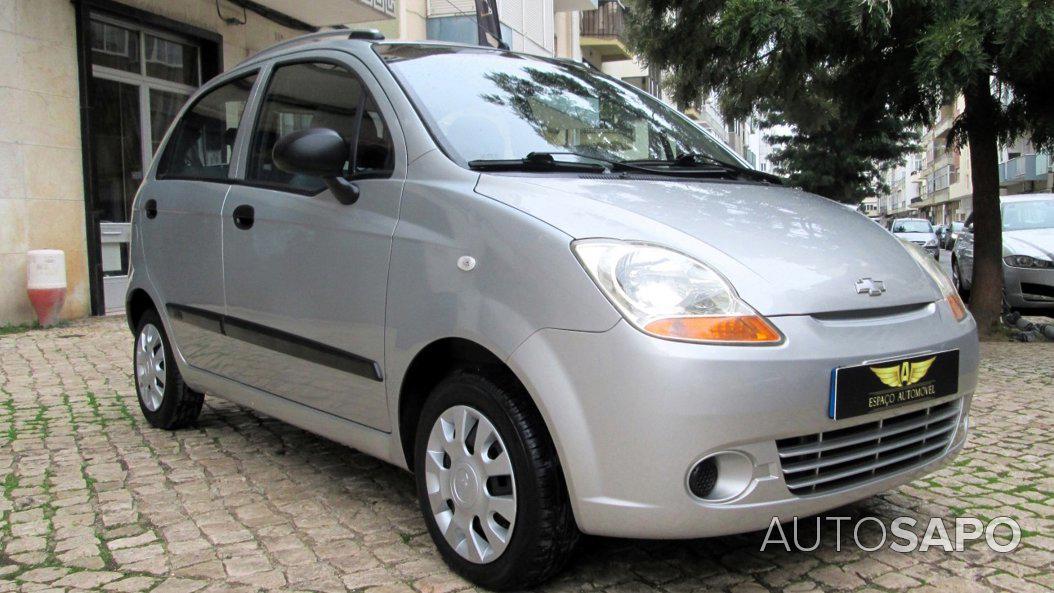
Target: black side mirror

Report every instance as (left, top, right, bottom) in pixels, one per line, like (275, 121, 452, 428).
(273, 127, 359, 205)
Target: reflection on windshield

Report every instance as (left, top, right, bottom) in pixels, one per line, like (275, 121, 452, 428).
(376, 44, 739, 167)
(1003, 200, 1054, 231)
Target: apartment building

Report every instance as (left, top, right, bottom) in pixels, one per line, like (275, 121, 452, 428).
(878, 95, 1054, 226)
(1000, 137, 1054, 196)
(910, 98, 973, 226)
(877, 153, 923, 220)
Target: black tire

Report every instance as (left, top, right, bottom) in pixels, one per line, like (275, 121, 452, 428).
(414, 369, 578, 590)
(133, 310, 204, 430)
(952, 258, 970, 303)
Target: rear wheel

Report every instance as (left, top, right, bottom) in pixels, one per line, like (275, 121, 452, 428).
(134, 310, 203, 429)
(414, 370, 578, 590)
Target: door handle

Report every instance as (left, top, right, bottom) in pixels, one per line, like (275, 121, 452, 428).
(232, 204, 255, 230)
(144, 199, 158, 219)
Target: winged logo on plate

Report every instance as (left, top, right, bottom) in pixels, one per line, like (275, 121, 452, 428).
(870, 357, 936, 388)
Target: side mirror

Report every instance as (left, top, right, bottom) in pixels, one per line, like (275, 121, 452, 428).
(273, 127, 359, 205)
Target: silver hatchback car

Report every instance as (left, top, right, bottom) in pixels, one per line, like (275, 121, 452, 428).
(127, 33, 979, 589)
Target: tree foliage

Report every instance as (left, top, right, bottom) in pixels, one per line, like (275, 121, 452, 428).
(761, 111, 918, 204)
(627, 0, 1054, 335)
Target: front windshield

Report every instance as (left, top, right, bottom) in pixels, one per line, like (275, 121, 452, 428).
(892, 220, 933, 233)
(1003, 200, 1054, 231)
(375, 44, 741, 167)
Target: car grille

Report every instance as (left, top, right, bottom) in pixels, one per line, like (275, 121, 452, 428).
(776, 399, 961, 496)
(911, 240, 926, 246)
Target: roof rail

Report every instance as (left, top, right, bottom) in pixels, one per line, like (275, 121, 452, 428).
(239, 29, 385, 66)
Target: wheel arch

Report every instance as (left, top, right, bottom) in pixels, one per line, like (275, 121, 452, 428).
(397, 337, 548, 472)
(126, 288, 158, 333)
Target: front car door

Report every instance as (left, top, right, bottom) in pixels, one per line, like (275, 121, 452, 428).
(138, 71, 258, 368)
(218, 52, 404, 430)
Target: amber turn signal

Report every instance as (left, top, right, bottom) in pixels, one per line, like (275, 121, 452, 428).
(946, 293, 968, 322)
(644, 315, 782, 343)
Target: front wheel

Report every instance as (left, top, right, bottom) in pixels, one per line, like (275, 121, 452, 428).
(414, 370, 578, 590)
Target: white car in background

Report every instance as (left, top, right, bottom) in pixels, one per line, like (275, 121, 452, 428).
(888, 218, 940, 260)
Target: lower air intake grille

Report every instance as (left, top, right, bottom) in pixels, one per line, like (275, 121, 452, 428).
(776, 399, 961, 496)
(1021, 282, 1054, 301)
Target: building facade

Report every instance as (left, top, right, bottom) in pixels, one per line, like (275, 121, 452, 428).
(1, 0, 394, 326)
(877, 95, 1053, 226)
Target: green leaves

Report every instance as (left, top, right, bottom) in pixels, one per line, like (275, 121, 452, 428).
(627, 0, 1054, 198)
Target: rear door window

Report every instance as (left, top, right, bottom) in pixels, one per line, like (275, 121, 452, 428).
(156, 73, 257, 181)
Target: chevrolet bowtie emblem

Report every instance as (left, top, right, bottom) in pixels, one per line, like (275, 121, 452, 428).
(855, 278, 885, 296)
(870, 357, 936, 388)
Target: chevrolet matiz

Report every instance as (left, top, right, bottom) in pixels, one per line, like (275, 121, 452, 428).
(126, 32, 979, 590)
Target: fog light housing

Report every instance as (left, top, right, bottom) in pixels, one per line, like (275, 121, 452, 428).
(687, 458, 718, 498)
(686, 451, 754, 502)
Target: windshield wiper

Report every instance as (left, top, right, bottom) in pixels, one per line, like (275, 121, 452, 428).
(617, 153, 782, 184)
(468, 152, 606, 173)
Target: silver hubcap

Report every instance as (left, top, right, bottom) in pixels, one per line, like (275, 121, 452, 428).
(135, 324, 166, 412)
(425, 405, 516, 564)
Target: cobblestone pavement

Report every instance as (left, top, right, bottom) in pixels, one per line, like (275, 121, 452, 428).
(1, 317, 1051, 593)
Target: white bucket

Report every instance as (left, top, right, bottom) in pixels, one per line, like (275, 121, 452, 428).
(27, 249, 67, 290)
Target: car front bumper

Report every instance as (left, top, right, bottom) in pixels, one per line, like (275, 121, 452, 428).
(508, 299, 978, 539)
(1004, 264, 1054, 309)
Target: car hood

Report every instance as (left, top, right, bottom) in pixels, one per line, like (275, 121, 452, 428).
(475, 174, 942, 316)
(1004, 228, 1054, 259)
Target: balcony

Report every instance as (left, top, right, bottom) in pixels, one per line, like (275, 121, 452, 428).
(929, 164, 958, 194)
(999, 153, 1051, 187)
(932, 103, 956, 139)
(579, 0, 633, 62)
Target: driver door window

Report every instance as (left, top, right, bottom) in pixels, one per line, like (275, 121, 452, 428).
(246, 61, 394, 192)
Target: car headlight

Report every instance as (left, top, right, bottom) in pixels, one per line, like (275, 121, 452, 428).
(572, 240, 782, 344)
(924, 238, 938, 247)
(1003, 255, 1053, 269)
(901, 240, 968, 322)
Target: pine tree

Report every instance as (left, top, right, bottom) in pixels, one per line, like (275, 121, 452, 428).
(629, 0, 1054, 336)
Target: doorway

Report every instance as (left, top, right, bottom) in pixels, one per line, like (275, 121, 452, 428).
(87, 14, 201, 313)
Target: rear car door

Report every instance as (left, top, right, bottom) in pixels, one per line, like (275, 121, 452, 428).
(139, 72, 258, 369)
(218, 53, 404, 430)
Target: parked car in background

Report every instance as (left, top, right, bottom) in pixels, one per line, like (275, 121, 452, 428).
(888, 218, 940, 260)
(941, 221, 964, 250)
(125, 33, 979, 590)
(952, 194, 1054, 311)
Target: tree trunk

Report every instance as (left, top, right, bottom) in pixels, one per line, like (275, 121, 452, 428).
(963, 77, 1003, 338)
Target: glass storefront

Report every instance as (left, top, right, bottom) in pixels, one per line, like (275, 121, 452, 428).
(88, 14, 199, 312)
